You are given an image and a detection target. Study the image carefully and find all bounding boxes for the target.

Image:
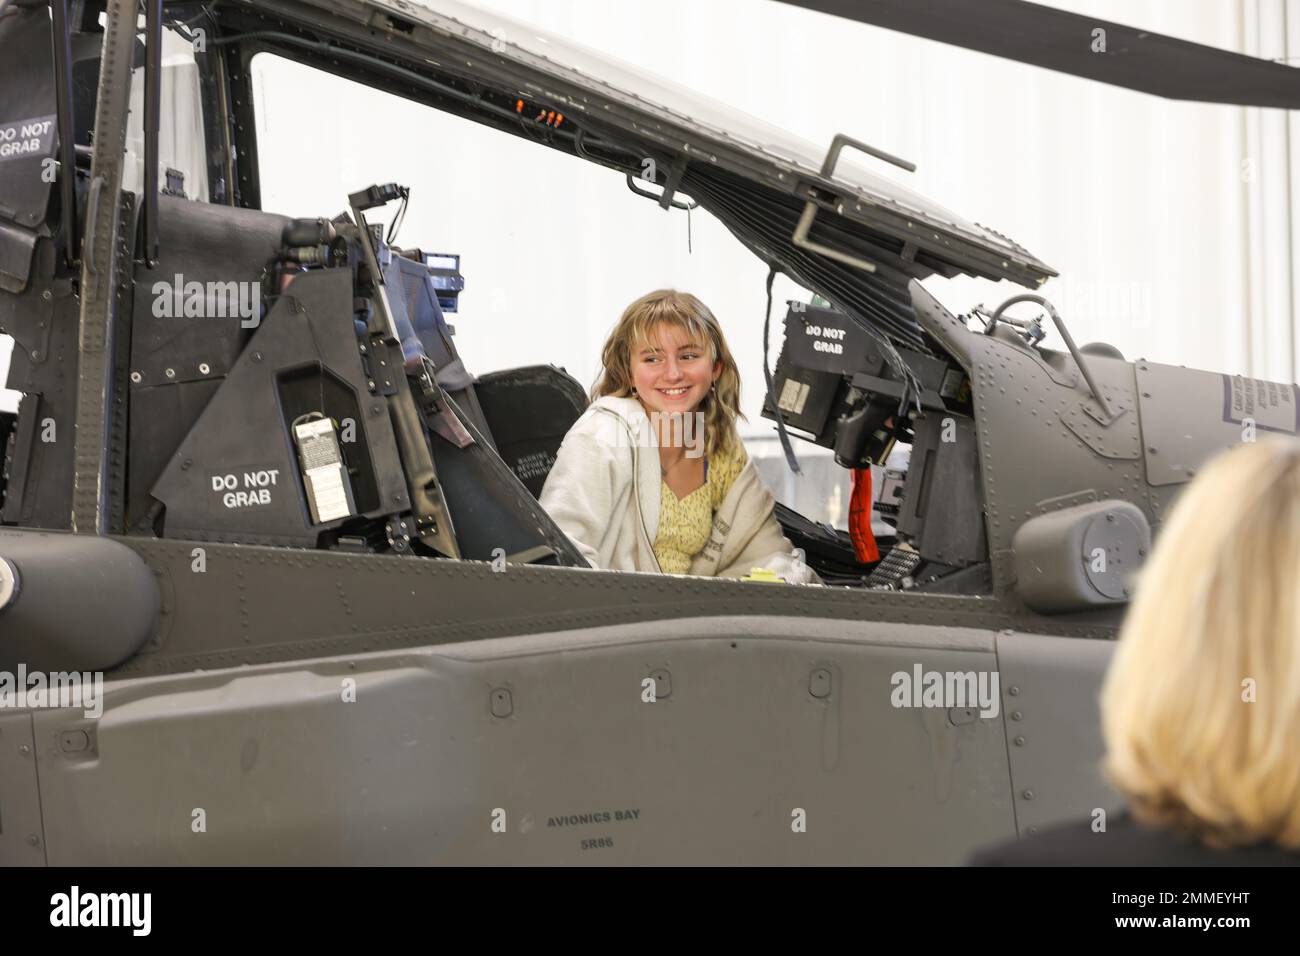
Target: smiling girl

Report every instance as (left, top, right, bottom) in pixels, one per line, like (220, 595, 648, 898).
(540, 289, 817, 582)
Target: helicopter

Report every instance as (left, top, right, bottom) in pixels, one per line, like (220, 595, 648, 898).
(0, 0, 1296, 865)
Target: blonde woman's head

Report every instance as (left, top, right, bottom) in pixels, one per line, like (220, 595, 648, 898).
(592, 289, 743, 459)
(1102, 435, 1300, 847)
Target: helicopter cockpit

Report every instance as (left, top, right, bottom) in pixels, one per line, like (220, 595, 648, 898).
(113, 178, 994, 595)
(1, 0, 1006, 600)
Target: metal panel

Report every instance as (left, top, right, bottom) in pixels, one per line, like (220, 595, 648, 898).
(128, 195, 289, 386)
(35, 617, 1014, 864)
(896, 412, 986, 567)
(0, 712, 46, 866)
(0, 5, 57, 232)
(926, 289, 1150, 595)
(995, 630, 1120, 836)
(111, 535, 1118, 678)
(1136, 361, 1300, 487)
(1057, 366, 1140, 461)
(150, 268, 410, 545)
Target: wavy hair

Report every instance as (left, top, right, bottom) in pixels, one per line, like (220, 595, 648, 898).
(1102, 435, 1300, 848)
(591, 289, 744, 459)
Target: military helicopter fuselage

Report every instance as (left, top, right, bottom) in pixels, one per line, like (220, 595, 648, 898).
(0, 0, 1293, 865)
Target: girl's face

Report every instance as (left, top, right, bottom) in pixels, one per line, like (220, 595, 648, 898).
(630, 321, 721, 417)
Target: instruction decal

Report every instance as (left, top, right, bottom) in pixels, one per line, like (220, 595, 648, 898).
(0, 115, 56, 163)
(210, 468, 280, 510)
(546, 806, 642, 852)
(1221, 374, 1299, 434)
(803, 319, 846, 355)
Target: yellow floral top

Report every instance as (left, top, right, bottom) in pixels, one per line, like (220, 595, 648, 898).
(653, 442, 747, 574)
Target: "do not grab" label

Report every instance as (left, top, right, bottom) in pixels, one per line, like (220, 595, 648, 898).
(211, 468, 280, 509)
(0, 115, 56, 162)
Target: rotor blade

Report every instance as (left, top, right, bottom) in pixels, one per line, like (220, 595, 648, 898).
(773, 0, 1300, 109)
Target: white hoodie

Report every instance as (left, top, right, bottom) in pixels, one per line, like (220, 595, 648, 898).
(539, 396, 820, 583)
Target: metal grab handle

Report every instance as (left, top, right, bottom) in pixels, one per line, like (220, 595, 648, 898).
(990, 294, 1118, 423)
(791, 134, 917, 275)
(348, 188, 461, 559)
(51, 0, 80, 265)
(817, 133, 916, 178)
(141, 0, 162, 267)
(625, 174, 698, 211)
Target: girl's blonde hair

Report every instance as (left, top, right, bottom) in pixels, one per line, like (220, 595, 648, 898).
(592, 289, 744, 459)
(1102, 435, 1300, 848)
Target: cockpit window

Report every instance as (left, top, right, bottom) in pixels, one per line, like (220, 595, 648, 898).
(247, 51, 852, 532)
(123, 21, 210, 203)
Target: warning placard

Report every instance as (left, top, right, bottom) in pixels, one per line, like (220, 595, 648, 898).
(1222, 374, 1299, 434)
(0, 115, 57, 163)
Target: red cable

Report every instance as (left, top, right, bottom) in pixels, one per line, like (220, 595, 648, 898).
(849, 468, 879, 564)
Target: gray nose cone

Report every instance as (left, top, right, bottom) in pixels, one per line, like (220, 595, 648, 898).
(0, 532, 159, 672)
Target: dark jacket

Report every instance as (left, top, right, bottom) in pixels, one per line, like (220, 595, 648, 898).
(970, 811, 1300, 866)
